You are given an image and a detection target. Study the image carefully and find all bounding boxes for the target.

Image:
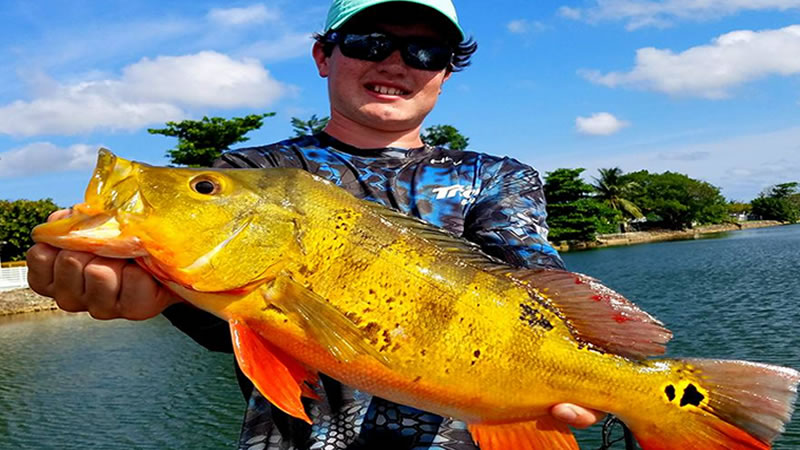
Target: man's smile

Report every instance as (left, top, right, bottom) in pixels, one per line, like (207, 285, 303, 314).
(365, 82, 411, 96)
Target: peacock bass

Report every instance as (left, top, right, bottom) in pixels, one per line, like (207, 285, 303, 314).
(33, 149, 799, 450)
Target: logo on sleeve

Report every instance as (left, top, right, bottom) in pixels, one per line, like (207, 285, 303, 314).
(430, 156, 462, 166)
(432, 184, 477, 205)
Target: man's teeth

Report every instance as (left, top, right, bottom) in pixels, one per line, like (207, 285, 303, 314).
(371, 85, 406, 95)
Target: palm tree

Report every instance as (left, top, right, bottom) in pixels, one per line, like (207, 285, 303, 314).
(592, 167, 643, 233)
(291, 114, 330, 137)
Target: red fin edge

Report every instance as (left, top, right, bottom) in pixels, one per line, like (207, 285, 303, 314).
(229, 318, 318, 423)
(468, 418, 578, 450)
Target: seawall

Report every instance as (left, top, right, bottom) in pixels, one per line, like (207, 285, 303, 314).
(554, 220, 785, 252)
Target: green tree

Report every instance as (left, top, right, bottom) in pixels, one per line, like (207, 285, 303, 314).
(791, 191, 800, 213)
(771, 182, 799, 199)
(591, 167, 643, 232)
(0, 198, 60, 262)
(148, 113, 275, 167)
(751, 182, 799, 223)
(544, 168, 619, 242)
(421, 125, 469, 150)
(291, 114, 329, 137)
(622, 171, 727, 230)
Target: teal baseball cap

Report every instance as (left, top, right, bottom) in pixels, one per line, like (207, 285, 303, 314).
(323, 0, 465, 41)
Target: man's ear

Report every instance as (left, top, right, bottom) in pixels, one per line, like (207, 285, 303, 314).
(312, 42, 330, 78)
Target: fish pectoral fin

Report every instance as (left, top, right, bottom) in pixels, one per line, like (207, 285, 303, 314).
(228, 318, 319, 424)
(262, 275, 391, 366)
(468, 418, 578, 450)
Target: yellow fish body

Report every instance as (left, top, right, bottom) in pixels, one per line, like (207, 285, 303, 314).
(33, 150, 799, 449)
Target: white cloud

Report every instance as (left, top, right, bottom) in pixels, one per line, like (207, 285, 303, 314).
(508, 20, 528, 34)
(558, 7, 582, 20)
(559, 0, 800, 30)
(0, 51, 289, 137)
(507, 19, 548, 34)
(581, 25, 800, 98)
(576, 112, 630, 135)
(0, 142, 96, 178)
(208, 4, 278, 26)
(122, 52, 285, 108)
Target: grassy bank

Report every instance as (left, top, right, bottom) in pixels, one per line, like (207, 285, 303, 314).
(554, 220, 785, 252)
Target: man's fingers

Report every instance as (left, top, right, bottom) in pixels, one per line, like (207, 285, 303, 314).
(83, 258, 127, 320)
(550, 404, 606, 429)
(26, 244, 59, 297)
(52, 250, 94, 312)
(117, 264, 165, 321)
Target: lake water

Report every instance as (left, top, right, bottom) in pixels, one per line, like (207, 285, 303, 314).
(1, 224, 798, 449)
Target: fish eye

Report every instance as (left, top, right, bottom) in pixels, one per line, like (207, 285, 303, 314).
(190, 176, 221, 195)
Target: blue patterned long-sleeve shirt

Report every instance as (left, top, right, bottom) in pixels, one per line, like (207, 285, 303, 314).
(163, 132, 564, 450)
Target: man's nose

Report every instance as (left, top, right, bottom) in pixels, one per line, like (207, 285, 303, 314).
(375, 49, 407, 74)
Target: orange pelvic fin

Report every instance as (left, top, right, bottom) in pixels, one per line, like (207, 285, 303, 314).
(627, 358, 800, 449)
(468, 418, 578, 450)
(508, 269, 672, 359)
(229, 318, 319, 424)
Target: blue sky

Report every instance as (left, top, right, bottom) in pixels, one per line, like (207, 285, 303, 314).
(1, 0, 799, 206)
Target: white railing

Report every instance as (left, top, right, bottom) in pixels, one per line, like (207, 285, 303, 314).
(0, 266, 29, 291)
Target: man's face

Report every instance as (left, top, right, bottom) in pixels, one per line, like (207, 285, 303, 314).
(314, 21, 452, 134)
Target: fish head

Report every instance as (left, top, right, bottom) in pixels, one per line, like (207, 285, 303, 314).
(33, 149, 303, 294)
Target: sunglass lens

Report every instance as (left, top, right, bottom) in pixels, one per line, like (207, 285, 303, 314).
(405, 43, 452, 71)
(341, 33, 393, 61)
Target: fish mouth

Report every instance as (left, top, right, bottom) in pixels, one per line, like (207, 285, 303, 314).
(32, 149, 148, 258)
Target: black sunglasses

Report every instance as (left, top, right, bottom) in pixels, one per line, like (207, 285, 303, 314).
(327, 31, 454, 71)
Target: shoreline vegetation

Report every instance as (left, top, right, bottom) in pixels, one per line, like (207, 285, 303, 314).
(0, 220, 787, 317)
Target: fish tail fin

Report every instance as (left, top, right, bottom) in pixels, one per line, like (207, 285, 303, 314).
(624, 358, 800, 450)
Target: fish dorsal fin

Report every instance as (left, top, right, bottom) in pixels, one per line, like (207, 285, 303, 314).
(468, 418, 579, 450)
(229, 318, 319, 424)
(507, 269, 673, 359)
(361, 203, 511, 269)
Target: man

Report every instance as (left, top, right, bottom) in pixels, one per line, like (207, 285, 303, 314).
(27, 0, 603, 448)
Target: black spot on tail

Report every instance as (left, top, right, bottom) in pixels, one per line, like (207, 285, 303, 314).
(680, 384, 704, 407)
(664, 385, 676, 401)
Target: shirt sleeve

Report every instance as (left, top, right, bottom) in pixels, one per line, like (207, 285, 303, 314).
(462, 157, 566, 270)
(161, 148, 283, 353)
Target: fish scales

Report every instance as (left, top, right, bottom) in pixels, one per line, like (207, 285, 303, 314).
(32, 150, 800, 450)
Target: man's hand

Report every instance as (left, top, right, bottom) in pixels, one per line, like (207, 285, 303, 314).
(26, 209, 179, 320)
(550, 403, 606, 429)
